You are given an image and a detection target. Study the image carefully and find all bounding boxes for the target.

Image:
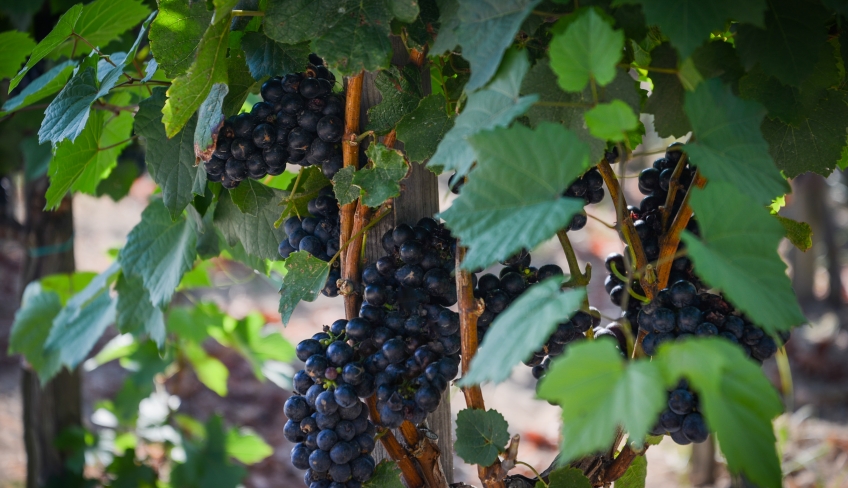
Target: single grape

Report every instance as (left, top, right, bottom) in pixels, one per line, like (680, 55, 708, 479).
(291, 443, 312, 470)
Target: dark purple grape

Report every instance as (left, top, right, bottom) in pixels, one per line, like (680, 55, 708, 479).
(285, 396, 311, 422)
(659, 409, 683, 433)
(300, 78, 323, 98)
(669, 280, 697, 308)
(299, 110, 322, 133)
(280, 93, 305, 114)
(205, 156, 226, 176)
(253, 123, 276, 148)
(327, 341, 354, 366)
(345, 318, 371, 341)
(681, 412, 708, 443)
(232, 113, 255, 138)
(285, 419, 306, 442)
(246, 154, 267, 179)
(291, 444, 311, 470)
(230, 138, 256, 160)
(309, 449, 332, 472)
(317, 115, 344, 142)
(261, 78, 284, 103)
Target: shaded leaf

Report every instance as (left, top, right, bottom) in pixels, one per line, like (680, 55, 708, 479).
(363, 461, 404, 488)
(615, 454, 647, 488)
(149, 0, 213, 79)
(263, 0, 346, 45)
(354, 144, 408, 207)
(3, 60, 76, 112)
(550, 9, 623, 92)
(396, 95, 454, 163)
(311, 1, 393, 74)
(278, 252, 331, 325)
(214, 182, 288, 261)
(115, 273, 166, 347)
(332, 166, 360, 206)
(9, 4, 83, 91)
(454, 408, 510, 466)
(222, 51, 257, 117)
(543, 466, 592, 488)
(366, 65, 423, 134)
(643, 43, 690, 138)
(8, 283, 63, 381)
(241, 32, 311, 80)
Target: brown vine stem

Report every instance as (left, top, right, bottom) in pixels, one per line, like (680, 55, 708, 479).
(655, 172, 706, 289)
(340, 71, 364, 316)
(365, 396, 425, 487)
(596, 158, 655, 300)
(456, 245, 506, 488)
(602, 444, 641, 484)
(660, 152, 689, 231)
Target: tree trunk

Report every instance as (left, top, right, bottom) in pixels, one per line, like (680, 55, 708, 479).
(688, 437, 716, 486)
(360, 41, 454, 484)
(18, 176, 82, 488)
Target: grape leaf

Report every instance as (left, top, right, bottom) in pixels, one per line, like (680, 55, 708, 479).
(366, 65, 423, 134)
(683, 79, 789, 205)
(332, 166, 360, 206)
(354, 144, 409, 207)
(537, 341, 666, 463)
(241, 32, 311, 80)
(263, 0, 346, 45)
(549, 8, 624, 93)
(278, 251, 331, 325)
(225, 429, 273, 465)
(222, 51, 257, 117)
(119, 200, 198, 308)
(363, 461, 404, 488)
(45, 291, 117, 376)
(55, 0, 151, 59)
(428, 48, 538, 177)
(311, 1, 393, 74)
(75, 110, 134, 195)
(396, 95, 454, 163)
(232, 179, 287, 219)
(542, 466, 592, 488)
(431, 0, 461, 55)
(735, 0, 830, 87)
(775, 216, 813, 252)
(115, 273, 166, 347)
(614, 0, 765, 59)
(0, 31, 35, 80)
(21, 136, 53, 182)
(655, 339, 783, 488)
(643, 43, 690, 138)
(194, 83, 228, 162)
(2, 60, 76, 112)
(171, 416, 246, 488)
(149, 0, 214, 79)
(584, 100, 639, 142)
(162, 12, 231, 138)
(135, 88, 207, 219)
(214, 185, 288, 261)
(615, 454, 647, 488)
(9, 4, 83, 91)
(680, 183, 806, 333)
(761, 92, 848, 178)
(461, 280, 585, 386)
(8, 282, 63, 382)
(37, 66, 98, 145)
(521, 60, 640, 162)
(454, 408, 510, 466)
(184, 341, 229, 396)
(389, 0, 420, 23)
(278, 166, 332, 220)
(432, 0, 542, 92)
(441, 124, 590, 271)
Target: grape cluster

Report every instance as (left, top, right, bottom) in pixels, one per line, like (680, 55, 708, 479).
(562, 167, 605, 231)
(279, 187, 342, 297)
(650, 382, 709, 445)
(204, 57, 345, 189)
(354, 218, 461, 427)
(473, 251, 600, 380)
(286, 326, 378, 487)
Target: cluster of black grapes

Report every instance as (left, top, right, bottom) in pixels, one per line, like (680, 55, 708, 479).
(650, 382, 709, 445)
(280, 187, 342, 297)
(286, 325, 378, 487)
(204, 58, 345, 189)
(357, 218, 461, 427)
(473, 250, 600, 381)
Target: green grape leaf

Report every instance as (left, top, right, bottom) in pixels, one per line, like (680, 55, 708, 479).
(655, 339, 783, 488)
(241, 32, 311, 80)
(39, 272, 97, 305)
(543, 466, 592, 488)
(735, 0, 831, 87)
(37, 66, 98, 144)
(106, 449, 156, 488)
(738, 43, 840, 127)
(332, 166, 360, 206)
(454, 408, 510, 466)
(428, 48, 538, 177)
(615, 0, 765, 59)
(690, 40, 746, 87)
(521, 60, 640, 162)
(615, 454, 647, 488)
(430, 0, 461, 55)
(447, 0, 542, 92)
(684, 79, 789, 205)
(537, 341, 666, 463)
(215, 185, 288, 261)
(354, 144, 409, 207)
(171, 416, 246, 488)
(366, 65, 423, 134)
(225, 429, 273, 465)
(119, 200, 198, 308)
(3, 60, 76, 112)
(263, 0, 346, 45)
(45, 291, 117, 375)
(680, 183, 806, 333)
(278, 251, 331, 325)
(390, 0, 420, 23)
(363, 461, 404, 488)
(8, 282, 63, 382)
(761, 92, 848, 178)
(584, 100, 639, 142)
(461, 280, 586, 386)
(135, 88, 206, 219)
(441, 124, 590, 271)
(222, 51, 257, 117)
(643, 43, 690, 138)
(22, 136, 53, 182)
(549, 8, 624, 93)
(74, 110, 134, 195)
(0, 31, 35, 80)
(311, 1, 393, 74)
(184, 341, 229, 396)
(56, 0, 151, 59)
(194, 83, 228, 162)
(278, 166, 332, 220)
(162, 12, 231, 138)
(396, 95, 454, 163)
(149, 0, 214, 79)
(115, 273, 166, 347)
(775, 215, 813, 252)
(9, 4, 83, 91)
(229, 179, 280, 217)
